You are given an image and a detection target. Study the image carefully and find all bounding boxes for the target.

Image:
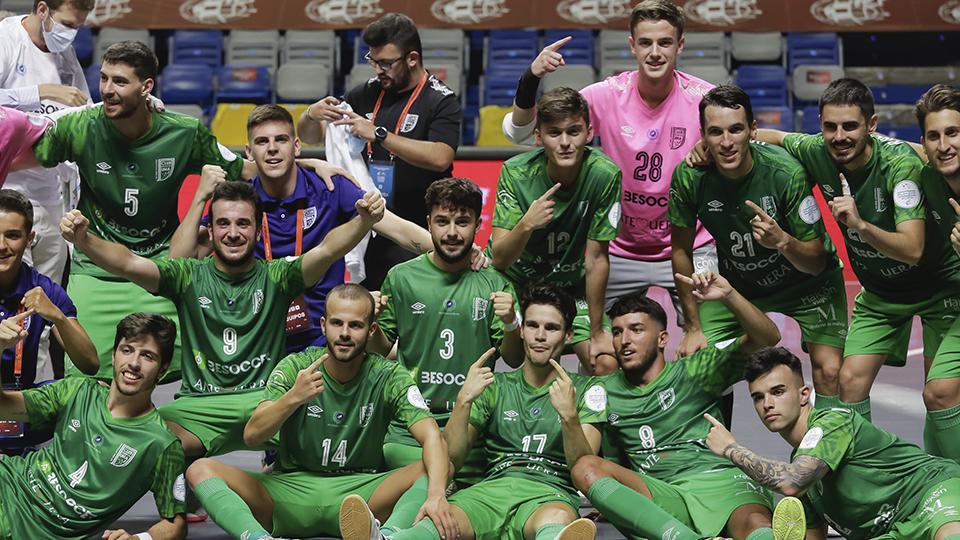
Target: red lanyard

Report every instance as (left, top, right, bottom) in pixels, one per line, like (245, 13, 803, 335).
(262, 208, 304, 260)
(366, 71, 430, 160)
(13, 304, 25, 383)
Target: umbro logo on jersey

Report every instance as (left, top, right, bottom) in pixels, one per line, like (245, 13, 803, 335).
(503, 410, 519, 421)
(67, 419, 81, 432)
(96, 162, 112, 174)
(198, 296, 212, 308)
(658, 388, 675, 411)
(411, 302, 426, 315)
(607, 413, 620, 425)
(110, 443, 138, 467)
(307, 405, 323, 418)
(707, 200, 724, 212)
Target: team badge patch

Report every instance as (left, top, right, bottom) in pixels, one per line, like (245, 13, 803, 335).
(670, 127, 687, 150)
(359, 403, 374, 427)
(400, 114, 419, 133)
(799, 195, 821, 224)
(761, 196, 777, 218)
(303, 206, 317, 229)
(407, 386, 428, 410)
(658, 388, 676, 411)
(110, 443, 138, 467)
(173, 474, 186, 502)
(472, 297, 488, 321)
(585, 385, 607, 412)
(799, 427, 824, 449)
(155, 158, 175, 182)
(893, 180, 921, 209)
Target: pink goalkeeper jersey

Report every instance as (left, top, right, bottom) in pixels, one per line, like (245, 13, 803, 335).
(0, 106, 48, 182)
(581, 70, 714, 261)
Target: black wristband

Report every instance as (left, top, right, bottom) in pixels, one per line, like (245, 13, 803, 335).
(514, 67, 541, 109)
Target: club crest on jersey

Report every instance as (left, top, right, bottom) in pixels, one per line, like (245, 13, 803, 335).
(761, 196, 777, 218)
(658, 388, 675, 410)
(253, 289, 264, 314)
(110, 443, 138, 467)
(670, 127, 686, 150)
(155, 158, 175, 182)
(303, 206, 317, 229)
(400, 114, 419, 133)
(874, 187, 887, 213)
(359, 403, 374, 427)
(472, 297, 488, 321)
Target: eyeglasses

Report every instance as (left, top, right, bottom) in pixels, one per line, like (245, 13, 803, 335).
(365, 51, 404, 72)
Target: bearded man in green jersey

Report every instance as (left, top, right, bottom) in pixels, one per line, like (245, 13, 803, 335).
(59, 181, 384, 459)
(705, 346, 960, 540)
(570, 271, 780, 540)
(671, 85, 846, 412)
(181, 283, 457, 540)
(488, 87, 622, 376)
(0, 312, 187, 540)
(341, 283, 605, 540)
(371, 177, 523, 473)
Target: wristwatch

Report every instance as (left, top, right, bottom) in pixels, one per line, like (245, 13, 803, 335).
(374, 125, 389, 143)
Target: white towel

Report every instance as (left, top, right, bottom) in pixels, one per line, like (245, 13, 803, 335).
(324, 102, 378, 284)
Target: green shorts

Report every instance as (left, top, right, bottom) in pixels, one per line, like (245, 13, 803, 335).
(846, 288, 960, 366)
(447, 476, 579, 540)
(700, 267, 847, 350)
(640, 466, 774, 537)
(571, 298, 612, 345)
(384, 413, 487, 486)
(157, 391, 278, 456)
(873, 478, 960, 540)
(67, 274, 182, 383)
(249, 469, 392, 538)
(930, 316, 960, 382)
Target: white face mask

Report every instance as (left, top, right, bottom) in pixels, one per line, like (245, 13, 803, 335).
(41, 11, 77, 53)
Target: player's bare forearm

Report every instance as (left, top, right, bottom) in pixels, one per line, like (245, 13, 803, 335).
(0, 388, 27, 421)
(169, 194, 207, 259)
(490, 227, 532, 271)
(146, 515, 187, 540)
(80, 234, 161, 293)
(560, 418, 598, 469)
(584, 241, 610, 336)
(372, 211, 431, 254)
(857, 219, 924, 265)
(721, 287, 780, 354)
(297, 109, 325, 145)
(443, 401, 475, 470)
(779, 236, 828, 275)
(381, 136, 454, 172)
(240, 158, 258, 180)
(499, 330, 524, 368)
(723, 444, 828, 497)
(243, 397, 299, 447)
(670, 227, 701, 331)
(511, 104, 536, 128)
(367, 327, 396, 357)
(411, 419, 451, 498)
(302, 214, 376, 287)
(755, 128, 789, 147)
(52, 321, 98, 375)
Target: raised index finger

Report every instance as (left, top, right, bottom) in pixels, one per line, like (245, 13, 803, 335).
(839, 173, 852, 197)
(308, 354, 327, 371)
(541, 182, 562, 200)
(950, 198, 960, 215)
(473, 347, 496, 368)
(703, 412, 724, 428)
(544, 36, 572, 52)
(10, 309, 34, 322)
(744, 200, 771, 221)
(548, 358, 569, 379)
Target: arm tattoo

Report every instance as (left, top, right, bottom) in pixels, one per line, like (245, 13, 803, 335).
(412, 241, 425, 253)
(723, 443, 829, 495)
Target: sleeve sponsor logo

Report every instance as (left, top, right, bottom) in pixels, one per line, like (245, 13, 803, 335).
(173, 474, 186, 502)
(607, 202, 621, 228)
(715, 337, 737, 350)
(217, 142, 237, 162)
(407, 385, 429, 410)
(584, 385, 607, 412)
(799, 426, 824, 449)
(798, 195, 822, 224)
(892, 180, 920, 209)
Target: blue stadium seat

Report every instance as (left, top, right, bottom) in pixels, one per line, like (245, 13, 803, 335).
(486, 30, 537, 71)
(878, 124, 921, 143)
(483, 68, 523, 106)
(873, 85, 928, 105)
(786, 33, 840, 72)
(216, 65, 271, 104)
(84, 63, 100, 102)
(736, 65, 788, 107)
(754, 106, 793, 131)
(170, 29, 223, 68)
(73, 26, 93, 65)
(160, 64, 214, 106)
(543, 29, 594, 66)
(798, 105, 820, 134)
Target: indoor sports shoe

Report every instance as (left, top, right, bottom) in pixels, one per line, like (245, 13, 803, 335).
(557, 517, 597, 540)
(339, 494, 383, 540)
(773, 496, 806, 540)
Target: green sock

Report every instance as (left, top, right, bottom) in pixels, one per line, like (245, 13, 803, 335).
(814, 393, 842, 410)
(193, 477, 270, 540)
(388, 516, 441, 540)
(746, 526, 774, 540)
(928, 404, 960, 463)
(587, 477, 699, 540)
(382, 475, 429, 535)
(924, 413, 942, 456)
(943, 535, 960, 540)
(535, 522, 565, 540)
(841, 398, 872, 421)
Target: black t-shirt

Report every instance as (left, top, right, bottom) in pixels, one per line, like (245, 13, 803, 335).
(345, 73, 462, 223)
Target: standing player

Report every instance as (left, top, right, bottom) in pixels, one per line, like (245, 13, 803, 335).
(670, 86, 845, 407)
(751, 79, 960, 426)
(504, 0, 717, 351)
(571, 272, 780, 540)
(0, 312, 187, 540)
(371, 177, 522, 472)
(489, 87, 621, 374)
(59, 181, 385, 458)
(185, 284, 457, 540)
(705, 347, 960, 540)
(341, 283, 605, 540)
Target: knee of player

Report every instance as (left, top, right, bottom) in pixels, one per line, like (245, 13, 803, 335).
(837, 363, 866, 392)
(923, 378, 960, 410)
(185, 458, 219, 487)
(571, 454, 607, 492)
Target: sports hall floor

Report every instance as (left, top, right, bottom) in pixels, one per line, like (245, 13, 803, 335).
(114, 282, 928, 539)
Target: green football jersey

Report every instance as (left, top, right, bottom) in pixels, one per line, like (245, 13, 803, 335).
(380, 254, 518, 413)
(782, 133, 945, 302)
(490, 146, 622, 292)
(602, 339, 745, 479)
(794, 407, 960, 540)
(469, 368, 607, 497)
(263, 348, 433, 474)
(33, 107, 244, 277)
(156, 256, 304, 397)
(918, 165, 960, 288)
(670, 142, 837, 299)
(0, 378, 185, 538)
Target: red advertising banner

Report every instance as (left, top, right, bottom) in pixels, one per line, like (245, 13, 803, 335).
(87, 0, 960, 32)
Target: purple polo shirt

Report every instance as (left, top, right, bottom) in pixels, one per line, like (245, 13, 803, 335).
(253, 166, 364, 353)
(0, 263, 76, 386)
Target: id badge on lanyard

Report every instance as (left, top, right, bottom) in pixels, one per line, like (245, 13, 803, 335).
(263, 209, 312, 336)
(366, 72, 428, 208)
(369, 159, 395, 205)
(0, 309, 27, 438)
